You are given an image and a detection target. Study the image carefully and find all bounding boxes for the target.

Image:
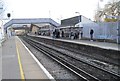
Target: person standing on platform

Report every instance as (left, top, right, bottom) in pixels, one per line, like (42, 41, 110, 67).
(61, 30, 64, 38)
(90, 29, 94, 41)
(80, 30, 83, 39)
(53, 30, 55, 38)
(57, 30, 60, 38)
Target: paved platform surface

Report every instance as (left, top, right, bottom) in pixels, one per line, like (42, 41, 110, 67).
(1, 36, 53, 80)
(29, 34, 120, 51)
(2, 37, 20, 79)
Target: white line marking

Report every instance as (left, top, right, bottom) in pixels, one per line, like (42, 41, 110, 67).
(17, 36, 55, 80)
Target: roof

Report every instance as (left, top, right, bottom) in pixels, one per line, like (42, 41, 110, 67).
(61, 16, 81, 26)
(13, 27, 29, 30)
(4, 18, 60, 28)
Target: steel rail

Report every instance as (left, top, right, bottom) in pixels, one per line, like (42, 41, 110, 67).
(22, 37, 101, 81)
(24, 36, 120, 79)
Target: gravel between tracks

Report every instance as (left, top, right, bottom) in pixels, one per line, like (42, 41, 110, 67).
(21, 38, 80, 80)
(20, 37, 120, 80)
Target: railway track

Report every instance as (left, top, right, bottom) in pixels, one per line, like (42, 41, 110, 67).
(27, 35, 120, 75)
(27, 35, 120, 67)
(21, 36, 120, 81)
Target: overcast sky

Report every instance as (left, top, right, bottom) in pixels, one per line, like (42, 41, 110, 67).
(4, 0, 109, 23)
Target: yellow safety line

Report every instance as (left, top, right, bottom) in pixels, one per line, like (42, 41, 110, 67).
(16, 41, 25, 81)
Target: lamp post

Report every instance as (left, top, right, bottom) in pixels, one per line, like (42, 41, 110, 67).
(75, 12, 80, 23)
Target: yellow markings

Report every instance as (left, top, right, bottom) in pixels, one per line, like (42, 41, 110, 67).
(16, 41, 25, 81)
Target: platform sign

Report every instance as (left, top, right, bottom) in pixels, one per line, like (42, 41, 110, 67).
(104, 18, 118, 22)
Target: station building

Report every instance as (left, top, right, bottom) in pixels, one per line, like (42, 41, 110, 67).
(60, 15, 120, 43)
(59, 15, 95, 38)
(61, 15, 93, 27)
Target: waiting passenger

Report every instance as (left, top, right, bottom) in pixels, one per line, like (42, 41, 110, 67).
(79, 30, 83, 39)
(56, 30, 60, 38)
(70, 32, 74, 39)
(58, 31, 60, 38)
(61, 30, 64, 37)
(38, 32, 41, 35)
(90, 29, 94, 41)
(76, 31, 79, 39)
(74, 33, 77, 39)
(53, 29, 57, 38)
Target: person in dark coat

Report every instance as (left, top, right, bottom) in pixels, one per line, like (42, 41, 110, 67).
(80, 30, 83, 39)
(90, 29, 94, 41)
(53, 30, 56, 38)
(57, 30, 60, 38)
(61, 30, 64, 37)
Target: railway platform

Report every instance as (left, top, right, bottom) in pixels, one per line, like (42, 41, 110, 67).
(29, 34, 119, 51)
(1, 36, 54, 80)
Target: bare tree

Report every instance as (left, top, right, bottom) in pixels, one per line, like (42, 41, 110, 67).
(94, 0, 120, 22)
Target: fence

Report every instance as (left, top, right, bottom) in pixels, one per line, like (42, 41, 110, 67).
(82, 21, 119, 43)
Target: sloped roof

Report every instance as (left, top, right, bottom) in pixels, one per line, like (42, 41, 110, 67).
(61, 16, 81, 26)
(4, 18, 60, 28)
